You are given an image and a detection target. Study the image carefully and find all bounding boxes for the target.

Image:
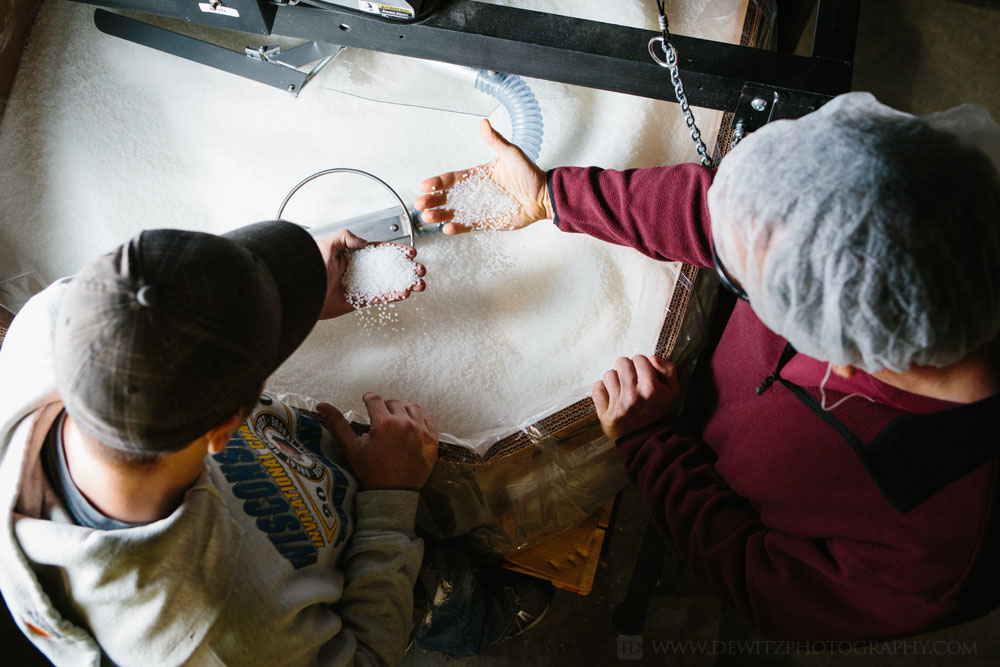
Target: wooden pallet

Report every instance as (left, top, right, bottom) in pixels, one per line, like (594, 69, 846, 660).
(502, 498, 615, 596)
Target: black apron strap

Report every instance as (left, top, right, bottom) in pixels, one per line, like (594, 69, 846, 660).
(769, 342, 1000, 512)
(862, 400, 1000, 512)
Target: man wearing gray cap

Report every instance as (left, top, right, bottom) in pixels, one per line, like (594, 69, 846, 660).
(0, 220, 446, 664)
(417, 93, 1000, 639)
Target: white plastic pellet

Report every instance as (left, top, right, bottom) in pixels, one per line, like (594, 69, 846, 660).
(446, 166, 520, 231)
(343, 244, 419, 310)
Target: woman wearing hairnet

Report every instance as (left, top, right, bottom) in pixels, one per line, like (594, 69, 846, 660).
(415, 92, 1000, 639)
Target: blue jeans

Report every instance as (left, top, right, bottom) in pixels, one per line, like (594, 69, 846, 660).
(412, 547, 517, 656)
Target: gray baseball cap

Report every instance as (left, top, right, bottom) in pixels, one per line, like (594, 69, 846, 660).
(53, 221, 326, 452)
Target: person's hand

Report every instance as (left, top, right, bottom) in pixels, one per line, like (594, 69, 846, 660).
(592, 355, 680, 441)
(414, 118, 553, 235)
(317, 393, 439, 491)
(315, 230, 426, 319)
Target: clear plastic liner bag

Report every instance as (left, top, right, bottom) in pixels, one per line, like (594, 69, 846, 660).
(748, 0, 779, 51)
(0, 269, 44, 316)
(415, 263, 719, 554)
(320, 47, 500, 117)
(1, 0, 43, 116)
(318, 0, 776, 119)
(416, 419, 625, 555)
(2, 0, 48, 323)
(0, 230, 47, 329)
(277, 260, 717, 554)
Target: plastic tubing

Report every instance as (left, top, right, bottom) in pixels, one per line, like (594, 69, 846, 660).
(410, 63, 545, 236)
(473, 70, 544, 162)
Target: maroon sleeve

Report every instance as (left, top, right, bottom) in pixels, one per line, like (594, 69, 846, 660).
(617, 425, 953, 640)
(547, 164, 717, 268)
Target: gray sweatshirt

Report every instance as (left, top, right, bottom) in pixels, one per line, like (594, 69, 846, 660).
(1, 280, 423, 666)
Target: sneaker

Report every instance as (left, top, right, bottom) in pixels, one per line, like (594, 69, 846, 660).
(502, 573, 554, 638)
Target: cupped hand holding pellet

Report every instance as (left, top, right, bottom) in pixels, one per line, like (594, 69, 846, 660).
(316, 230, 425, 319)
(591, 355, 679, 441)
(414, 119, 552, 235)
(343, 242, 426, 311)
(317, 395, 439, 491)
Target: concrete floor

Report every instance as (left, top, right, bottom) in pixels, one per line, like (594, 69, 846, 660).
(4, 1, 1000, 665)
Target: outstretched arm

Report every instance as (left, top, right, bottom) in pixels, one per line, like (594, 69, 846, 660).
(414, 121, 718, 267)
(547, 164, 717, 267)
(415, 119, 552, 234)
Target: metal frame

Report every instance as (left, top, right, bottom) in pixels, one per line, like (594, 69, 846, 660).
(83, 0, 859, 118)
(274, 0, 857, 111)
(93, 10, 342, 94)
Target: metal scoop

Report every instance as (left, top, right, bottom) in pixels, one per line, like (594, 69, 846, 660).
(276, 168, 428, 246)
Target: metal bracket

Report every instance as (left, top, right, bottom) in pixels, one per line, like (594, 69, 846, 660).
(300, 206, 414, 245)
(94, 9, 344, 95)
(731, 83, 834, 138)
(244, 44, 283, 61)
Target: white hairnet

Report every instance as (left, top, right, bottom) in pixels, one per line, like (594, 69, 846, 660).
(708, 92, 1000, 372)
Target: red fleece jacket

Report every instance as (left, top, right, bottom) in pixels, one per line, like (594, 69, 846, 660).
(548, 164, 1000, 640)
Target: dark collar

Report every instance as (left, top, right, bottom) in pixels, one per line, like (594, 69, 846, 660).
(860, 394, 1000, 512)
(774, 343, 1000, 512)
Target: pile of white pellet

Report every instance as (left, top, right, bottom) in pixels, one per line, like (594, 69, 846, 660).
(446, 166, 520, 231)
(343, 244, 420, 310)
(270, 160, 679, 450)
(270, 222, 679, 451)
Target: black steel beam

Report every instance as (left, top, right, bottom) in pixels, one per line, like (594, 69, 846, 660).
(812, 0, 861, 63)
(272, 0, 856, 112)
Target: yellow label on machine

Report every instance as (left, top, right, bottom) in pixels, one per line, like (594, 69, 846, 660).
(357, 1, 414, 20)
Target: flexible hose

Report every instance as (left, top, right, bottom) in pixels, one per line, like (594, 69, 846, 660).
(412, 67, 545, 236)
(474, 70, 544, 162)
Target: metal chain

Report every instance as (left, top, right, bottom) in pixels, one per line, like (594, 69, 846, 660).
(730, 120, 747, 152)
(649, 3, 714, 167)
